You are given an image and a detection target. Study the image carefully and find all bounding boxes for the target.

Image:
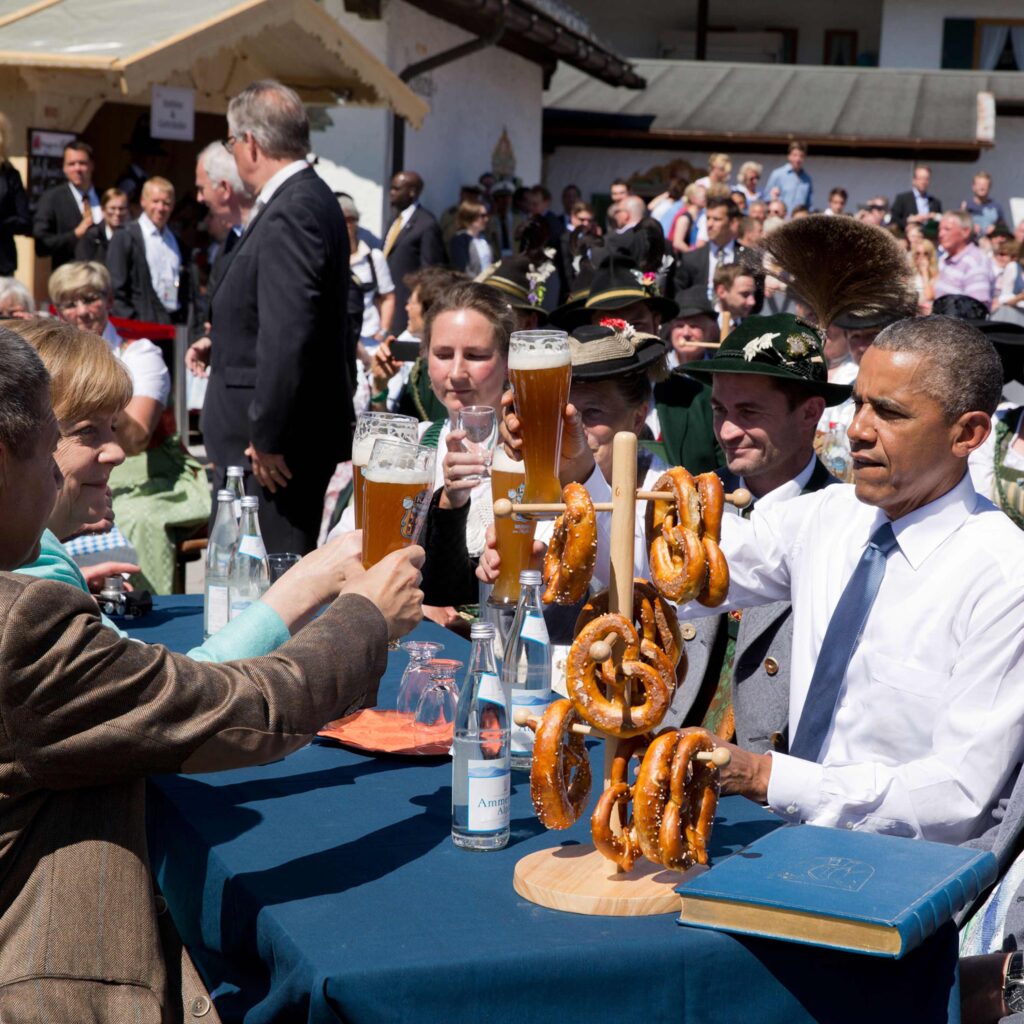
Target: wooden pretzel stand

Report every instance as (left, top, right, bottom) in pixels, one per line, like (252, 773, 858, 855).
(497, 432, 741, 917)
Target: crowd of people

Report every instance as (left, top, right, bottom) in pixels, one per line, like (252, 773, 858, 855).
(5, 84, 1024, 1021)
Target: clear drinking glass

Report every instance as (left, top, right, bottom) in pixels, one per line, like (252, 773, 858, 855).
(396, 640, 444, 714)
(413, 658, 463, 752)
(351, 412, 418, 530)
(361, 439, 437, 568)
(266, 552, 301, 583)
(453, 405, 497, 480)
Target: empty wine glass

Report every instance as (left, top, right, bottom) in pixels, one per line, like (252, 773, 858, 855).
(413, 658, 463, 752)
(454, 405, 497, 480)
(396, 641, 444, 714)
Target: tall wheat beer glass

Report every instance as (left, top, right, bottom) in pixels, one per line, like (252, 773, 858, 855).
(361, 439, 436, 568)
(488, 447, 535, 607)
(351, 412, 418, 529)
(507, 329, 570, 515)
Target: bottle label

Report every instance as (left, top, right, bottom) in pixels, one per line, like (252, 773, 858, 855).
(237, 535, 266, 559)
(520, 612, 549, 645)
(511, 688, 553, 756)
(207, 584, 229, 633)
(477, 672, 505, 707)
(466, 758, 510, 832)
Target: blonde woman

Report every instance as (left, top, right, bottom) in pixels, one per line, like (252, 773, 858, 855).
(695, 153, 732, 191)
(670, 182, 705, 254)
(0, 112, 31, 277)
(911, 239, 939, 314)
(735, 161, 764, 204)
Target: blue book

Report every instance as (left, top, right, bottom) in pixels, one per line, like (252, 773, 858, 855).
(675, 823, 997, 958)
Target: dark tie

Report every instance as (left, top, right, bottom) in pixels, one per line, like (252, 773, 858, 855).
(788, 522, 899, 762)
(222, 228, 240, 256)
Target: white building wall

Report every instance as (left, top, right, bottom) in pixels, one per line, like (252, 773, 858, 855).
(544, 116, 1024, 225)
(879, 0, 1015, 69)
(309, 0, 543, 239)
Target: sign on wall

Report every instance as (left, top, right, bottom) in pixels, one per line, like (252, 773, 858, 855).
(27, 128, 77, 211)
(151, 85, 195, 142)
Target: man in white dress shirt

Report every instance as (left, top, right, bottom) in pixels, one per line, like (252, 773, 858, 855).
(108, 177, 189, 325)
(695, 314, 1024, 845)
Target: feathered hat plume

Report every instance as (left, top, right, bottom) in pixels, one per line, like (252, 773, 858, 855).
(753, 216, 916, 329)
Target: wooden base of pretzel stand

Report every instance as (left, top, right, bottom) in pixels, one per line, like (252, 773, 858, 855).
(512, 431, 683, 916)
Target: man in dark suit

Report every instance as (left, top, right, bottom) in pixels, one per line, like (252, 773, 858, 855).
(107, 176, 190, 325)
(383, 170, 444, 335)
(194, 79, 354, 553)
(890, 165, 942, 231)
(32, 139, 102, 270)
(671, 196, 763, 312)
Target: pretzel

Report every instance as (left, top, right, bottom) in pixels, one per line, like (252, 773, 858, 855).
(576, 579, 685, 684)
(634, 729, 720, 871)
(646, 468, 707, 603)
(542, 482, 598, 605)
(529, 699, 593, 829)
(694, 472, 729, 607)
(566, 614, 674, 738)
(590, 735, 647, 871)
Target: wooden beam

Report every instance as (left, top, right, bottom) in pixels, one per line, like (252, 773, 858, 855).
(0, 0, 63, 31)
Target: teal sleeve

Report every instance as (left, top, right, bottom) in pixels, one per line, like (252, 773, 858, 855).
(186, 600, 290, 663)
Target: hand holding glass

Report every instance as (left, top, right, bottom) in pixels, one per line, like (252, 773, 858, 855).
(453, 405, 497, 480)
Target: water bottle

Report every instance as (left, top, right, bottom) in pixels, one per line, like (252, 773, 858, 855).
(204, 489, 239, 639)
(228, 496, 270, 620)
(502, 569, 553, 770)
(225, 465, 246, 520)
(823, 420, 851, 480)
(452, 621, 511, 851)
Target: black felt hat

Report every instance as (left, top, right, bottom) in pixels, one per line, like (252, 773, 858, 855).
(568, 321, 667, 381)
(477, 255, 550, 323)
(686, 313, 853, 405)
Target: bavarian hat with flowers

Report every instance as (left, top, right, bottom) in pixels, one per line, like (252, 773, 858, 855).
(569, 318, 667, 381)
(550, 253, 678, 330)
(477, 255, 550, 323)
(686, 313, 853, 406)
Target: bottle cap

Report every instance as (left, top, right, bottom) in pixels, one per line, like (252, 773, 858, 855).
(470, 622, 496, 640)
(240, 496, 259, 510)
(227, 466, 245, 477)
(519, 569, 542, 586)
(216, 489, 234, 501)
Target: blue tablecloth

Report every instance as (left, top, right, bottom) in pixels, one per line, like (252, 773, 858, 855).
(139, 597, 960, 1023)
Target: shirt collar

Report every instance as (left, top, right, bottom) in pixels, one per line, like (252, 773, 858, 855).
(138, 211, 162, 237)
(740, 453, 817, 510)
(255, 159, 307, 210)
(68, 181, 97, 204)
(871, 471, 977, 571)
(399, 201, 419, 228)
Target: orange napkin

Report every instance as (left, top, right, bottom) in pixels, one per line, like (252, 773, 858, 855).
(319, 709, 452, 756)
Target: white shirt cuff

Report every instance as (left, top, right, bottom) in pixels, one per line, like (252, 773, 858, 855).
(765, 751, 825, 822)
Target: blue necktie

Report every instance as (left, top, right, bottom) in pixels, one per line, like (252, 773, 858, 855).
(788, 522, 899, 762)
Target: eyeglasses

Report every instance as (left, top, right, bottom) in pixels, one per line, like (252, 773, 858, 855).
(58, 293, 104, 311)
(866, 204, 887, 212)
(222, 131, 247, 152)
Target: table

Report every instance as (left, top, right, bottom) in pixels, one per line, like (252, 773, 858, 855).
(139, 597, 961, 1023)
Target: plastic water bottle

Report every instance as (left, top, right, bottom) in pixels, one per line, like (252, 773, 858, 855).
(502, 569, 553, 770)
(228, 496, 270, 620)
(204, 489, 239, 639)
(225, 465, 246, 520)
(823, 420, 851, 480)
(452, 621, 511, 850)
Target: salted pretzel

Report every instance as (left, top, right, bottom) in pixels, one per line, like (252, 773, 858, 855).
(576, 580, 685, 685)
(646, 468, 707, 603)
(529, 699, 593, 829)
(634, 729, 720, 871)
(543, 482, 598, 605)
(694, 472, 729, 608)
(566, 614, 675, 738)
(590, 735, 647, 871)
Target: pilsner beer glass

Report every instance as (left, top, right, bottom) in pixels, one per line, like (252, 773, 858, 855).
(351, 412, 418, 529)
(488, 446, 535, 607)
(361, 439, 436, 568)
(507, 329, 571, 516)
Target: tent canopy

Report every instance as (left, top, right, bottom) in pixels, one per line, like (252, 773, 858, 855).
(0, 0, 428, 129)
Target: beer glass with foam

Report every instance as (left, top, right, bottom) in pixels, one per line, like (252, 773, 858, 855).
(507, 330, 571, 516)
(352, 412, 418, 529)
(361, 439, 436, 568)
(488, 446, 535, 607)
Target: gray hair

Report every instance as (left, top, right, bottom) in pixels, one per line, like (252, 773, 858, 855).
(0, 325, 51, 458)
(337, 194, 359, 220)
(227, 79, 309, 160)
(942, 209, 973, 232)
(873, 315, 1003, 421)
(0, 277, 34, 314)
(199, 140, 247, 196)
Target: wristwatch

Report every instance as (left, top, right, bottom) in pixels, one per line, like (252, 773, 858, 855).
(1004, 950, 1024, 1013)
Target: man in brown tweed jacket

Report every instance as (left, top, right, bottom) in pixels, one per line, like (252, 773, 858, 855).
(0, 327, 424, 1022)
